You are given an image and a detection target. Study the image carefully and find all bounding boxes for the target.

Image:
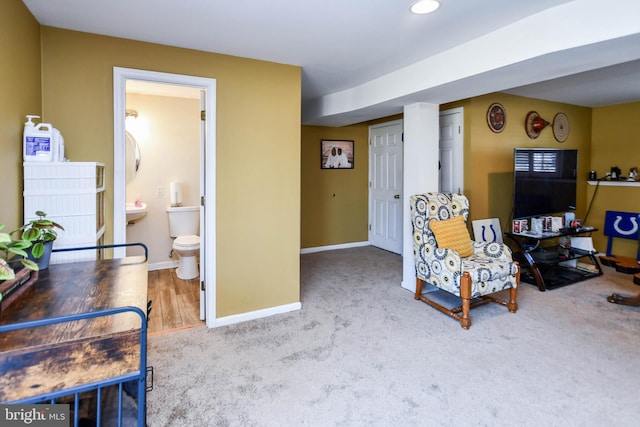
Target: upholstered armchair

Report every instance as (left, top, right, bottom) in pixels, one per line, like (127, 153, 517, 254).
(410, 192, 520, 329)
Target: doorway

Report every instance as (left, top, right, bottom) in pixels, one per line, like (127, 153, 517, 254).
(439, 107, 464, 193)
(113, 67, 217, 327)
(368, 120, 404, 254)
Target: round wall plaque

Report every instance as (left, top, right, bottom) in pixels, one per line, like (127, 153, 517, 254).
(553, 112, 569, 142)
(525, 111, 549, 139)
(486, 103, 506, 133)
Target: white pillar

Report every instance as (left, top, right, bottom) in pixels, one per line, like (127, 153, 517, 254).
(402, 102, 440, 292)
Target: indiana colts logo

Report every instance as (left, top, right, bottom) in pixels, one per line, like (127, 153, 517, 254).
(481, 224, 498, 242)
(613, 215, 638, 236)
(604, 211, 640, 239)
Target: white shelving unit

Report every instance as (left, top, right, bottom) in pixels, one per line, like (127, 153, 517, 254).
(23, 162, 105, 264)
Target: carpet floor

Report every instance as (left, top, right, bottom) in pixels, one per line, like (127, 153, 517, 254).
(147, 246, 640, 426)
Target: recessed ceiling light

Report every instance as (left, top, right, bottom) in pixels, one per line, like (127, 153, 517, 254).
(410, 0, 440, 15)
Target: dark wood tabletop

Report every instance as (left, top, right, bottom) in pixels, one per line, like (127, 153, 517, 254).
(0, 256, 148, 402)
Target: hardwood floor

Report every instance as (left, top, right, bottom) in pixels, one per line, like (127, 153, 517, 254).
(147, 268, 204, 335)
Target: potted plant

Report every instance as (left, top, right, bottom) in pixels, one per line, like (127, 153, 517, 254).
(1, 223, 40, 313)
(1, 223, 39, 281)
(18, 210, 64, 270)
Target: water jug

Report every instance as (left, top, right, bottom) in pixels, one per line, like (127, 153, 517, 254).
(23, 115, 54, 162)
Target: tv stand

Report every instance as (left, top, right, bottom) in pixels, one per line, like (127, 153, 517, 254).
(505, 228, 603, 291)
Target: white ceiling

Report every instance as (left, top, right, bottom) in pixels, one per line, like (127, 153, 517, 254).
(22, 0, 640, 126)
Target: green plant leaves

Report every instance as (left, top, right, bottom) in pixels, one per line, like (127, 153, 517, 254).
(30, 241, 45, 259)
(20, 258, 39, 271)
(19, 211, 64, 243)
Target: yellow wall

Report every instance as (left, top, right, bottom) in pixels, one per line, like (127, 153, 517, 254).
(36, 27, 301, 318)
(443, 94, 593, 238)
(300, 114, 403, 249)
(589, 102, 640, 257)
(301, 98, 599, 257)
(0, 0, 41, 230)
(303, 95, 639, 261)
(301, 124, 369, 248)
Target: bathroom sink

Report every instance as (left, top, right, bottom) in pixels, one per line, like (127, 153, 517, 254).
(126, 202, 148, 224)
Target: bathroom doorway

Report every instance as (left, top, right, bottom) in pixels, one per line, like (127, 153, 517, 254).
(113, 68, 217, 327)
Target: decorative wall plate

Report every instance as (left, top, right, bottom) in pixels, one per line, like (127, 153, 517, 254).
(525, 111, 549, 139)
(553, 112, 569, 142)
(487, 103, 506, 133)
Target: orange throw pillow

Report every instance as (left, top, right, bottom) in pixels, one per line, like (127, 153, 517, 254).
(430, 216, 473, 257)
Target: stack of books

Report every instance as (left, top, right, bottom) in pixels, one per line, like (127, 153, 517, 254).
(576, 261, 599, 273)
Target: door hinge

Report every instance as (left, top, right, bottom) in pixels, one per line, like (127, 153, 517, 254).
(201, 196, 205, 206)
(369, 224, 371, 231)
(200, 281, 205, 291)
(201, 110, 206, 121)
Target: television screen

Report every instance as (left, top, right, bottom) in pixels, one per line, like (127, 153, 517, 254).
(513, 148, 577, 219)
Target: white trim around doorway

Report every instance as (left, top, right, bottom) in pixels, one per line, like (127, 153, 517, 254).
(113, 67, 218, 327)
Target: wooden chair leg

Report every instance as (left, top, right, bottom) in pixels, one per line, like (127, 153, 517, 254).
(508, 287, 518, 313)
(508, 262, 520, 313)
(415, 277, 423, 300)
(459, 272, 472, 329)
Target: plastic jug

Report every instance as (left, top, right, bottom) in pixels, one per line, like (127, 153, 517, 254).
(23, 115, 54, 162)
(52, 128, 65, 162)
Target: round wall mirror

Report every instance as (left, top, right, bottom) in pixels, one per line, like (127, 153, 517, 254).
(125, 131, 141, 182)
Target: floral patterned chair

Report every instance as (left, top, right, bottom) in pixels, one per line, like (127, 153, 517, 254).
(410, 192, 520, 329)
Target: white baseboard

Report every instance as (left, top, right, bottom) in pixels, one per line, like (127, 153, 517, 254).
(149, 260, 178, 271)
(213, 302, 302, 327)
(300, 241, 370, 254)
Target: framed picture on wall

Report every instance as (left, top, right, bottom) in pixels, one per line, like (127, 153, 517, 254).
(321, 139, 354, 169)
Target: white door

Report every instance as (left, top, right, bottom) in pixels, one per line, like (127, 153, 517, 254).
(439, 108, 464, 194)
(199, 91, 206, 320)
(369, 120, 403, 254)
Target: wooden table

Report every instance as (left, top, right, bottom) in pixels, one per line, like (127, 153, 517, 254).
(0, 255, 148, 403)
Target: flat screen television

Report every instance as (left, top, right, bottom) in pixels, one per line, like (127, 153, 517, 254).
(513, 148, 577, 219)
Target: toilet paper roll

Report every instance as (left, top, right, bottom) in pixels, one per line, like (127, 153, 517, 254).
(170, 181, 182, 206)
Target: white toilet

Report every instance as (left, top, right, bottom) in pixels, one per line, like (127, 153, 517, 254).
(166, 205, 200, 280)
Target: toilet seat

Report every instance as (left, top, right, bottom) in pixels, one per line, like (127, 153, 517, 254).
(173, 234, 200, 250)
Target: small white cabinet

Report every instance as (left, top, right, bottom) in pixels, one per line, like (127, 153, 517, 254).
(23, 162, 105, 264)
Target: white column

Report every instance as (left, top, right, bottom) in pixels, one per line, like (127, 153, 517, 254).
(402, 102, 440, 292)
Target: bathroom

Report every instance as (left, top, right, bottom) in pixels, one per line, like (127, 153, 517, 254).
(124, 82, 201, 274)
